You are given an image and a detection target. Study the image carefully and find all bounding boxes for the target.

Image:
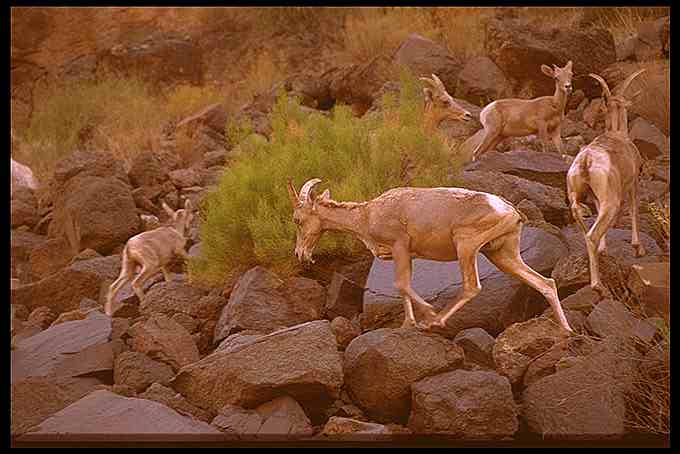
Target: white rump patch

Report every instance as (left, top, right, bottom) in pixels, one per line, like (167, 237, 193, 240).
(486, 194, 511, 214)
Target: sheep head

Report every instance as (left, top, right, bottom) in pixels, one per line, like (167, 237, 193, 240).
(162, 198, 194, 237)
(288, 178, 328, 264)
(420, 74, 473, 125)
(541, 61, 574, 94)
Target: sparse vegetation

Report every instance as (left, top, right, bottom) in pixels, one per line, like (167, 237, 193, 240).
(190, 70, 462, 285)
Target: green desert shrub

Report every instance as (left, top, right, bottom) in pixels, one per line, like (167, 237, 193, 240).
(191, 70, 462, 284)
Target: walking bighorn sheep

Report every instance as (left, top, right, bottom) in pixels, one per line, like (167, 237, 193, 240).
(420, 74, 474, 126)
(288, 178, 573, 332)
(471, 61, 573, 160)
(105, 199, 194, 316)
(566, 69, 647, 295)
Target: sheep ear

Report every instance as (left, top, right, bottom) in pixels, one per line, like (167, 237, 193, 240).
(565, 60, 573, 71)
(423, 88, 433, 102)
(319, 189, 330, 201)
(287, 178, 299, 207)
(541, 64, 554, 78)
(162, 201, 175, 217)
(184, 198, 192, 211)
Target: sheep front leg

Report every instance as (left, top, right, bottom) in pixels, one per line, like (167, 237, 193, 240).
(392, 245, 418, 329)
(537, 120, 551, 154)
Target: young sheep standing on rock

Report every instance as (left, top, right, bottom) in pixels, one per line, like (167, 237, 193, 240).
(471, 61, 574, 160)
(105, 199, 194, 316)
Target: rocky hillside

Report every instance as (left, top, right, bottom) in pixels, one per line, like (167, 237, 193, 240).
(11, 7, 669, 444)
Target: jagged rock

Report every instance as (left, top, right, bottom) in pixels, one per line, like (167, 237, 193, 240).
(492, 316, 570, 386)
(561, 220, 663, 266)
(11, 254, 121, 314)
(585, 299, 657, 343)
(455, 55, 512, 105)
(521, 336, 641, 439)
(113, 351, 175, 393)
(27, 306, 57, 329)
(408, 370, 518, 439)
(629, 117, 669, 160)
(139, 383, 214, 423)
(213, 266, 325, 343)
(11, 375, 104, 436)
(394, 33, 463, 94)
(343, 328, 464, 424)
(560, 286, 603, 315)
(27, 390, 219, 434)
(11, 311, 112, 383)
(27, 237, 73, 281)
(320, 417, 392, 439)
(216, 330, 263, 353)
(453, 328, 496, 369)
(11, 230, 47, 281)
(463, 149, 573, 192)
(168, 168, 202, 189)
(628, 262, 669, 322)
(129, 314, 200, 372)
(172, 321, 343, 422)
(11, 186, 40, 228)
(325, 272, 364, 321)
(330, 316, 361, 350)
(485, 16, 616, 98)
(139, 279, 223, 320)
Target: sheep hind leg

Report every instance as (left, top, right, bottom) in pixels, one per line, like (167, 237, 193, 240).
(482, 229, 573, 333)
(105, 249, 135, 316)
(630, 180, 646, 257)
(130, 265, 157, 303)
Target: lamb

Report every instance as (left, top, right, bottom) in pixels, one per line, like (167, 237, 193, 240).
(105, 199, 194, 316)
(471, 61, 573, 160)
(566, 69, 647, 295)
(288, 178, 572, 332)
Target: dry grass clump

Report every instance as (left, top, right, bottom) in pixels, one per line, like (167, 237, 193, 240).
(341, 7, 490, 64)
(590, 6, 669, 45)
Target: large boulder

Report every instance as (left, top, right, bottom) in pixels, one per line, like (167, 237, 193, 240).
(171, 321, 343, 422)
(343, 328, 464, 424)
(492, 316, 570, 386)
(453, 327, 496, 369)
(11, 311, 112, 383)
(139, 279, 224, 320)
(455, 56, 512, 105)
(394, 33, 464, 95)
(113, 351, 175, 393)
(100, 35, 204, 86)
(128, 314, 200, 372)
(325, 272, 364, 321)
(213, 267, 325, 344)
(11, 254, 121, 314)
(127, 150, 181, 188)
(11, 375, 104, 436)
(463, 150, 572, 192)
(585, 299, 657, 343)
(27, 237, 73, 281)
(362, 226, 567, 337)
(561, 220, 663, 265)
(521, 336, 641, 439)
(628, 117, 669, 160)
(11, 230, 47, 281)
(627, 262, 669, 322)
(485, 16, 616, 98)
(408, 370, 518, 439)
(457, 170, 570, 226)
(51, 175, 140, 254)
(25, 390, 219, 435)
